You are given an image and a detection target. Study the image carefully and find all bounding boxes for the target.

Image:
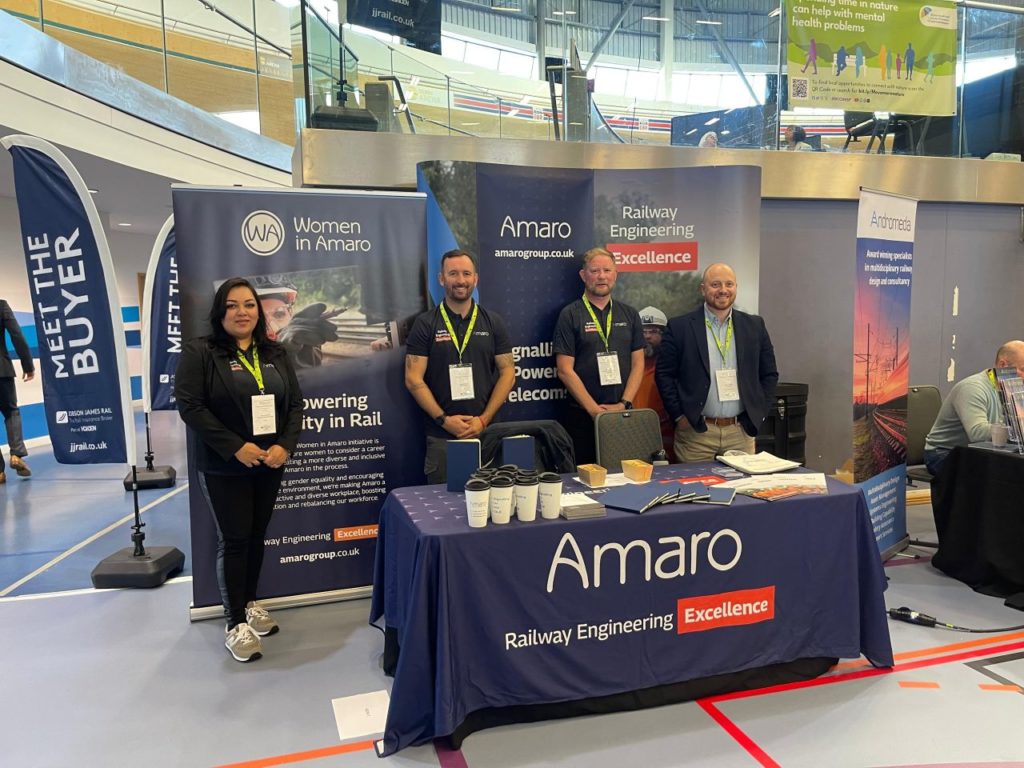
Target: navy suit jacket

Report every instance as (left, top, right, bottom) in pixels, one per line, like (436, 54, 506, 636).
(655, 306, 778, 436)
(0, 300, 35, 379)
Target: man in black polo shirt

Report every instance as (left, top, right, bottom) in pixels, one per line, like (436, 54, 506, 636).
(553, 247, 645, 465)
(405, 249, 516, 483)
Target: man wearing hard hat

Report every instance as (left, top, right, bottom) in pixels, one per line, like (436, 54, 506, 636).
(633, 306, 674, 460)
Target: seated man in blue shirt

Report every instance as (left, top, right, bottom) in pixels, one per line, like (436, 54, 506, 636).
(923, 340, 1024, 476)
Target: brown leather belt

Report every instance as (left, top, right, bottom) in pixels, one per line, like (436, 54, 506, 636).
(704, 416, 739, 426)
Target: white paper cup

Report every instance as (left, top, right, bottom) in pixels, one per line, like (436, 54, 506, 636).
(538, 473, 563, 519)
(488, 477, 515, 524)
(514, 477, 539, 522)
(464, 479, 490, 528)
(991, 423, 1009, 447)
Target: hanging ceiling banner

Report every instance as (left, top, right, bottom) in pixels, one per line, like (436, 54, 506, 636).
(348, 0, 441, 54)
(787, 0, 958, 115)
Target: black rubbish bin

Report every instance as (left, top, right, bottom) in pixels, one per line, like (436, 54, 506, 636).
(756, 382, 808, 464)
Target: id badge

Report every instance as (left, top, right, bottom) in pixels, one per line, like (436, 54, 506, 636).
(449, 363, 475, 401)
(597, 352, 622, 386)
(251, 394, 277, 435)
(715, 368, 740, 401)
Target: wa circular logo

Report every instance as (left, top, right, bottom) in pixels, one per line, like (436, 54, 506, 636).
(241, 210, 285, 256)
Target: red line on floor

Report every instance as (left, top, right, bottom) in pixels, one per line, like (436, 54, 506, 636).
(212, 740, 375, 768)
(698, 639, 1024, 765)
(883, 555, 933, 567)
(434, 740, 470, 768)
(696, 700, 780, 768)
(830, 629, 1024, 672)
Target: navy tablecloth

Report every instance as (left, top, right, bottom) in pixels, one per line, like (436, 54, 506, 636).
(370, 465, 893, 755)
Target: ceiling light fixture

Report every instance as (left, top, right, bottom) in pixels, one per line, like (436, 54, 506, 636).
(704, 117, 720, 125)
(642, 15, 669, 21)
(116, 222, 132, 227)
(695, 19, 723, 25)
(88, 189, 98, 194)
(768, 7, 781, 17)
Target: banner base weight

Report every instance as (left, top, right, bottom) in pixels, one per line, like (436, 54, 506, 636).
(91, 546, 185, 589)
(123, 466, 176, 490)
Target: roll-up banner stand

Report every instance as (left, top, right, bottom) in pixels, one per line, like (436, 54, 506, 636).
(171, 186, 427, 618)
(853, 187, 916, 558)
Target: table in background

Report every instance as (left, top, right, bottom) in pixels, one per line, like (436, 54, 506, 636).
(932, 444, 1024, 599)
(370, 465, 893, 756)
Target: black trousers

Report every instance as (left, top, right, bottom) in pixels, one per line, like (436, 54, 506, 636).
(200, 468, 284, 628)
(559, 405, 596, 466)
(0, 377, 27, 460)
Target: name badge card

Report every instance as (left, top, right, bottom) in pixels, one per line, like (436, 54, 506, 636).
(251, 394, 277, 435)
(449, 363, 475, 401)
(597, 352, 622, 387)
(715, 368, 740, 401)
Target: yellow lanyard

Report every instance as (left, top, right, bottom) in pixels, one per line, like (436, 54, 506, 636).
(705, 315, 733, 363)
(988, 369, 998, 390)
(236, 346, 265, 394)
(440, 302, 478, 364)
(582, 295, 613, 353)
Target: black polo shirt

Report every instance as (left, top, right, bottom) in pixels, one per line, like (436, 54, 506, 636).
(406, 300, 512, 437)
(552, 298, 644, 407)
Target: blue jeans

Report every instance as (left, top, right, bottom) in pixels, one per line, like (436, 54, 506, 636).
(923, 447, 949, 478)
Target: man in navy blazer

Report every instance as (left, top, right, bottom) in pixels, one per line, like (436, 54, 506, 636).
(655, 263, 778, 462)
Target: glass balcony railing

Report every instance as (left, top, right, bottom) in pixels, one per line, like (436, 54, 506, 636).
(3, 0, 1024, 159)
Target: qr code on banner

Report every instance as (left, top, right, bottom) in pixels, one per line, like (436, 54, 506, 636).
(792, 78, 809, 98)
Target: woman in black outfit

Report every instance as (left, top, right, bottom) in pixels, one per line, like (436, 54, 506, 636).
(175, 277, 303, 662)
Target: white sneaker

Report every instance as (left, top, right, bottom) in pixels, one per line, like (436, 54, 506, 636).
(225, 622, 263, 662)
(245, 601, 279, 637)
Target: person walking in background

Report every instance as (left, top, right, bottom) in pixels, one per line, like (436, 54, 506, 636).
(0, 299, 35, 483)
(175, 277, 303, 663)
(698, 131, 719, 148)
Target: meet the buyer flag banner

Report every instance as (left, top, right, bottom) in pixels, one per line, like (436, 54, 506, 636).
(2, 135, 134, 465)
(143, 216, 179, 411)
(418, 162, 762, 422)
(172, 186, 427, 609)
(853, 188, 916, 555)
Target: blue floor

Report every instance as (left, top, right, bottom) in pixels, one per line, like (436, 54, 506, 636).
(0, 409, 192, 596)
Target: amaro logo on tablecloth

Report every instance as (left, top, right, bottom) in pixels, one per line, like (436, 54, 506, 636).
(241, 210, 285, 255)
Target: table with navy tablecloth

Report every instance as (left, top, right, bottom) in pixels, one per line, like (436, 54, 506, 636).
(369, 465, 893, 756)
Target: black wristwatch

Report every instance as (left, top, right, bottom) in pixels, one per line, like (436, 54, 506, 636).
(434, 413, 447, 427)
(620, 399, 633, 410)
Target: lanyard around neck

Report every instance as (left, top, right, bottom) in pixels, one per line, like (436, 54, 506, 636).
(236, 346, 265, 393)
(705, 314, 733, 363)
(440, 302, 478, 363)
(582, 295, 612, 352)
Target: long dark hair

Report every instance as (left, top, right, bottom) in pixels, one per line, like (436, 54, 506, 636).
(208, 277, 278, 357)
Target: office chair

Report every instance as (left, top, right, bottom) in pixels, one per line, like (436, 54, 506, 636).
(906, 385, 942, 484)
(594, 409, 663, 471)
(843, 111, 880, 150)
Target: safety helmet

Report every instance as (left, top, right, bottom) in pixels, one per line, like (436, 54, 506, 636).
(639, 306, 667, 327)
(250, 274, 297, 304)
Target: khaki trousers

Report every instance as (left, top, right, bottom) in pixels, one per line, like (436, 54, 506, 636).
(673, 419, 755, 463)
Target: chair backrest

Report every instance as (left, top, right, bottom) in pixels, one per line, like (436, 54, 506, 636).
(906, 385, 942, 465)
(844, 110, 876, 134)
(594, 409, 663, 470)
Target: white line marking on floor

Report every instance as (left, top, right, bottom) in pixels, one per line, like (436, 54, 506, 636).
(0, 483, 190, 597)
(0, 576, 193, 604)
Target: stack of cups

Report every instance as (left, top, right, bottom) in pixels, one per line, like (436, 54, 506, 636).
(488, 475, 515, 524)
(538, 472, 563, 519)
(514, 471, 540, 522)
(464, 478, 490, 528)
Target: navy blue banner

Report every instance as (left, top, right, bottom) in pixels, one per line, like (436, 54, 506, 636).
(172, 186, 427, 608)
(3, 136, 132, 464)
(348, 0, 440, 53)
(418, 162, 762, 425)
(144, 217, 179, 411)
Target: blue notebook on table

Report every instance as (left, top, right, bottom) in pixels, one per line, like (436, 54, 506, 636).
(446, 439, 481, 492)
(501, 435, 535, 470)
(602, 484, 695, 514)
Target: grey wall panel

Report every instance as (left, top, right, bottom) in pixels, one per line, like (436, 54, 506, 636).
(760, 199, 856, 473)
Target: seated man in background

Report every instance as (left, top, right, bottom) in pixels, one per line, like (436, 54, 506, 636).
(923, 339, 1024, 476)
